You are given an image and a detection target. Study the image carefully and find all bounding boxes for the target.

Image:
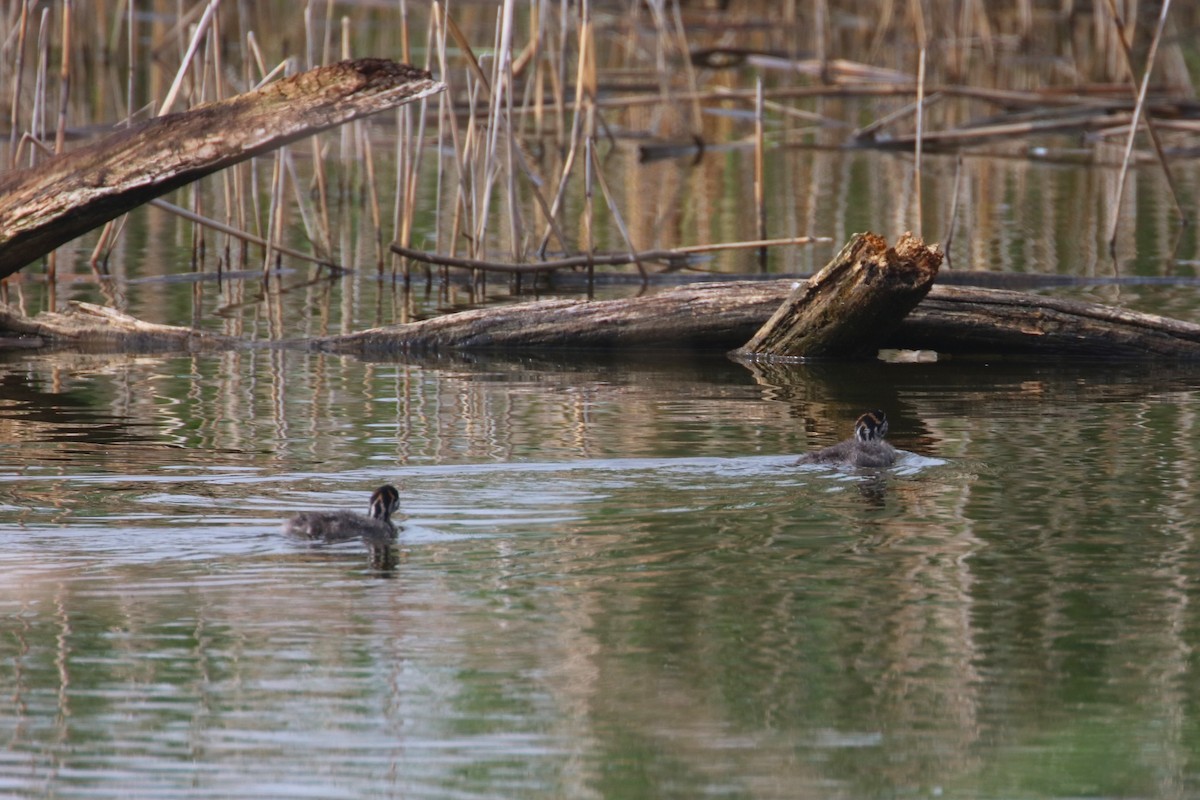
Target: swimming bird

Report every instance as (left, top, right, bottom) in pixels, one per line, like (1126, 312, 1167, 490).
(282, 485, 401, 544)
(796, 410, 897, 469)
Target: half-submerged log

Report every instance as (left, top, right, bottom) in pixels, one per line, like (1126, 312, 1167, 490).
(0, 302, 236, 352)
(735, 231, 942, 359)
(903, 285, 1200, 359)
(312, 281, 791, 354)
(0, 59, 443, 276)
(310, 279, 1200, 360)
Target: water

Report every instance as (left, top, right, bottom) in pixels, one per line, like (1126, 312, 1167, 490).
(5, 4, 1200, 793)
(3, 350, 1200, 798)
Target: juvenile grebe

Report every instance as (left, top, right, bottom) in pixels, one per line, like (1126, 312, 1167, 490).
(283, 485, 401, 544)
(796, 410, 897, 469)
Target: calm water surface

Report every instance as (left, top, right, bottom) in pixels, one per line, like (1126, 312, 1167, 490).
(5, 3, 1200, 795)
(3, 350, 1200, 798)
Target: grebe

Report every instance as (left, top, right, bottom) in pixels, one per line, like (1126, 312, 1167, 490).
(796, 410, 897, 469)
(283, 485, 401, 544)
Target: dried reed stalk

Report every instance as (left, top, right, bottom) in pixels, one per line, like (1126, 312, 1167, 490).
(158, 0, 219, 115)
(536, 11, 592, 256)
(582, 135, 594, 294)
(53, 0, 70, 156)
(7, 0, 31, 168)
(392, 9, 435, 273)
(32, 6, 51, 306)
(1104, 0, 1185, 249)
(754, 77, 766, 270)
(361, 122, 384, 268)
(913, 46, 926, 235)
(284, 150, 330, 260)
(943, 152, 964, 263)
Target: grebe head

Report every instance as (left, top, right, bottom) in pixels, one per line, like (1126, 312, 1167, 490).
(368, 485, 401, 523)
(853, 410, 889, 442)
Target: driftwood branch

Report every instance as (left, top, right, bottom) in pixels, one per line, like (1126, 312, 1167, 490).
(0, 58, 443, 276)
(390, 237, 831, 275)
(736, 232, 942, 358)
(0, 301, 236, 352)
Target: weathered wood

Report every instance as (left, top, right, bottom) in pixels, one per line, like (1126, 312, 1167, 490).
(903, 285, 1200, 358)
(735, 231, 942, 359)
(311, 280, 791, 354)
(0, 59, 443, 276)
(0, 301, 237, 352)
(5, 258, 1200, 359)
(309, 279, 1200, 360)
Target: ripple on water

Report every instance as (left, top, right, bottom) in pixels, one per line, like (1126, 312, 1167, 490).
(13, 432, 1178, 800)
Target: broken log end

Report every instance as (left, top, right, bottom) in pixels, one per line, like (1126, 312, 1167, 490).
(737, 231, 942, 360)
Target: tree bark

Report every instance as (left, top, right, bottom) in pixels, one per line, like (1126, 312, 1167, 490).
(903, 284, 1200, 358)
(0, 59, 442, 276)
(734, 231, 943, 359)
(312, 280, 790, 353)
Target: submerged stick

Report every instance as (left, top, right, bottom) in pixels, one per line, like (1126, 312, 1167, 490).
(390, 236, 831, 274)
(0, 58, 444, 277)
(149, 199, 346, 271)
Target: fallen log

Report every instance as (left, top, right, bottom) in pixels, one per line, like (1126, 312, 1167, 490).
(6, 276, 1200, 358)
(0, 301, 237, 352)
(4, 238, 1199, 358)
(310, 280, 1200, 359)
(735, 231, 942, 359)
(0, 58, 443, 276)
(312, 280, 791, 353)
(903, 285, 1200, 358)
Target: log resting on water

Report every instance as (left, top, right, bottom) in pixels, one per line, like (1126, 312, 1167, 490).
(311, 280, 1200, 360)
(0, 59, 443, 276)
(0, 301, 235, 352)
(2, 229, 1198, 357)
(313, 282, 790, 353)
(5, 279, 1200, 359)
(902, 285, 1200, 358)
(317, 231, 1200, 359)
